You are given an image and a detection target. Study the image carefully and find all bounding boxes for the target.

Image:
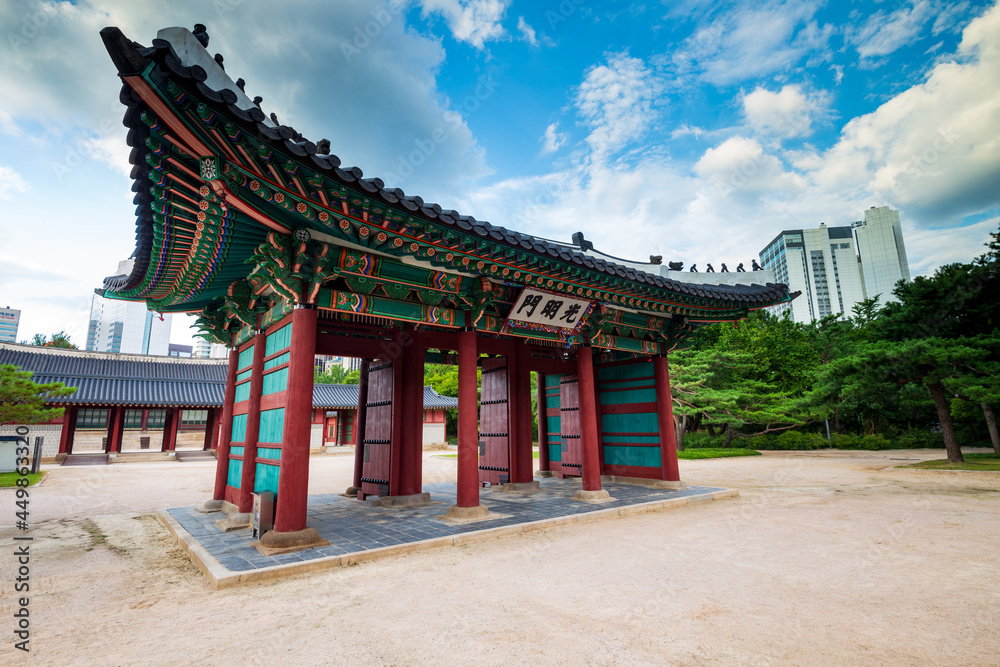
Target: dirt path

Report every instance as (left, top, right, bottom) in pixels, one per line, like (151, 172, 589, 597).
(1, 450, 997, 665)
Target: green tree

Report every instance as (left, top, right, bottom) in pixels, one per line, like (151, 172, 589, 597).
(817, 338, 995, 462)
(670, 345, 817, 448)
(0, 365, 76, 424)
(314, 364, 357, 385)
(941, 336, 1000, 455)
(849, 296, 883, 329)
(29, 331, 77, 349)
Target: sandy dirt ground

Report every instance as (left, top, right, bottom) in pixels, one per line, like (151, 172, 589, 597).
(1, 448, 998, 665)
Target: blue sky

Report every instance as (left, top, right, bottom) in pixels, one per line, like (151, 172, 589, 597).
(1, 0, 998, 347)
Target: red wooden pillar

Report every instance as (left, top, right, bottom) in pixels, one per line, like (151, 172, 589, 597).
(238, 330, 268, 513)
(212, 348, 239, 501)
(162, 408, 179, 451)
(106, 407, 125, 454)
(351, 359, 370, 491)
(457, 327, 480, 507)
(274, 306, 318, 533)
(59, 406, 77, 455)
(388, 348, 404, 496)
(203, 408, 217, 450)
(536, 373, 549, 472)
(653, 355, 681, 482)
(512, 342, 533, 483)
(576, 346, 603, 492)
(398, 331, 425, 497)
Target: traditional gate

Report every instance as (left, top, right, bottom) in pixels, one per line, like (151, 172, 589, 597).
(360, 359, 393, 498)
(478, 356, 510, 486)
(559, 375, 584, 477)
(542, 374, 562, 475)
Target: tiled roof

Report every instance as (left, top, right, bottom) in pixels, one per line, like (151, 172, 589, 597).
(0, 344, 225, 407)
(100, 26, 793, 308)
(2, 344, 459, 410)
(314, 384, 458, 410)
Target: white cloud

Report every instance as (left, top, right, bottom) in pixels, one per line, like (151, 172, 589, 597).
(694, 136, 806, 196)
(0, 0, 494, 201)
(517, 16, 538, 46)
(669, 0, 833, 86)
(575, 53, 658, 158)
(671, 124, 705, 140)
(831, 64, 844, 85)
(742, 84, 829, 138)
(418, 0, 510, 49)
(540, 122, 566, 155)
(0, 165, 28, 199)
(905, 217, 999, 275)
(853, 0, 933, 59)
(816, 1, 1000, 226)
(932, 1, 971, 35)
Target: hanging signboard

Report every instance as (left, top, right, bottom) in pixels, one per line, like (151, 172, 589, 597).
(506, 287, 594, 336)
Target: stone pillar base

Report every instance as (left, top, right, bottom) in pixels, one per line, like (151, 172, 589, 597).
(370, 492, 433, 509)
(601, 475, 686, 490)
(196, 499, 225, 514)
(343, 486, 361, 497)
(216, 512, 252, 531)
(437, 504, 500, 524)
(534, 470, 555, 478)
(572, 489, 615, 503)
(499, 481, 541, 494)
(253, 527, 331, 556)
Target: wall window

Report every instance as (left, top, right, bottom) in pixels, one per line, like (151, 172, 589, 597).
(76, 409, 109, 430)
(147, 409, 167, 430)
(181, 409, 208, 426)
(124, 409, 144, 430)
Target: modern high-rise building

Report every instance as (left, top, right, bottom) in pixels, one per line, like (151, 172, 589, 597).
(759, 206, 910, 322)
(0, 307, 20, 343)
(193, 338, 228, 359)
(853, 206, 911, 303)
(86, 259, 173, 355)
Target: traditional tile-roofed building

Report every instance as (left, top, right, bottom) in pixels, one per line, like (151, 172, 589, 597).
(0, 343, 456, 460)
(97, 23, 797, 547)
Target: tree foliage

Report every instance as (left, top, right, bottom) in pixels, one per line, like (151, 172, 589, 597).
(28, 331, 77, 349)
(314, 364, 358, 385)
(0, 365, 76, 424)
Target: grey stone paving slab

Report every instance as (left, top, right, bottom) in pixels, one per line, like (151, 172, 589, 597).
(167, 478, 723, 573)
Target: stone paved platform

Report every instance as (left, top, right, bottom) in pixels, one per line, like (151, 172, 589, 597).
(159, 478, 736, 588)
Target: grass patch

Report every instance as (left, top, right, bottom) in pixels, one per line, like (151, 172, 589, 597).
(436, 449, 759, 460)
(902, 453, 1000, 471)
(677, 448, 762, 460)
(0, 472, 42, 488)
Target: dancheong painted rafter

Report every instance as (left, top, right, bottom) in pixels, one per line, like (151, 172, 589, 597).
(99, 24, 795, 553)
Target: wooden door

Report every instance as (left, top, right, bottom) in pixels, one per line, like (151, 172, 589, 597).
(361, 359, 393, 497)
(559, 375, 583, 476)
(479, 356, 510, 486)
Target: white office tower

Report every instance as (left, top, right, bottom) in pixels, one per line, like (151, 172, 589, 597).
(193, 338, 229, 359)
(853, 206, 911, 305)
(86, 259, 173, 355)
(342, 357, 363, 372)
(759, 206, 910, 322)
(760, 224, 867, 322)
